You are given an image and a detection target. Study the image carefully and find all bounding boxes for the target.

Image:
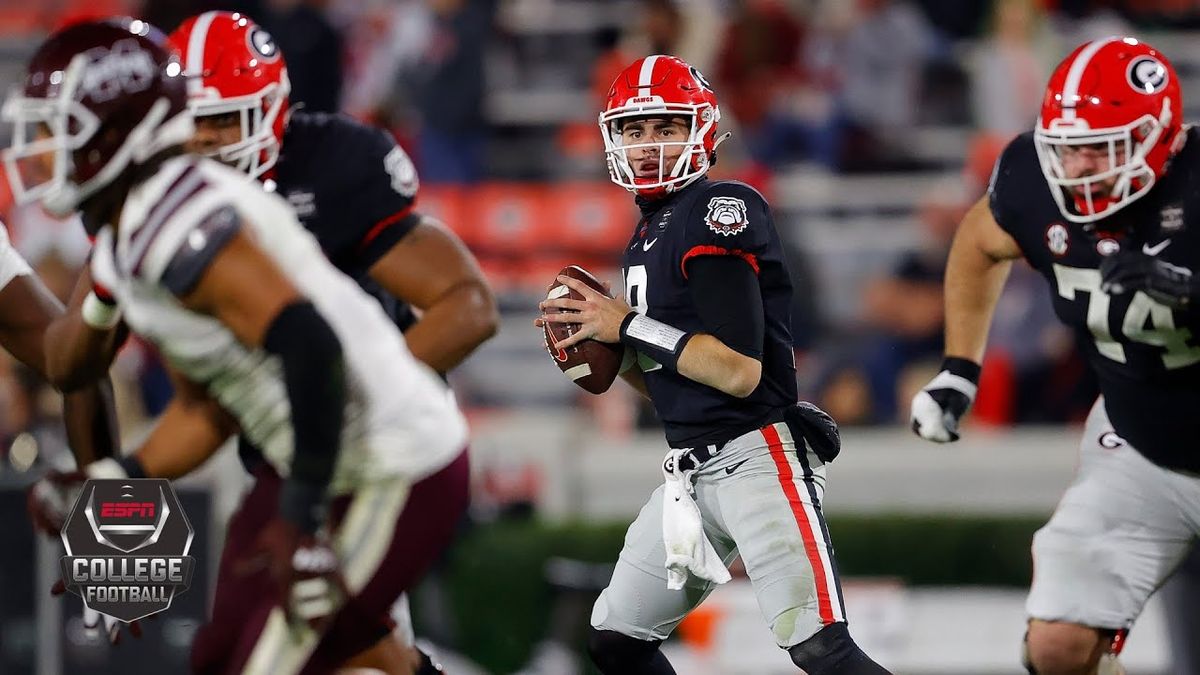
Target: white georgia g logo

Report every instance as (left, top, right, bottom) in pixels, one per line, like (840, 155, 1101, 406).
(1128, 56, 1168, 95)
(706, 196, 749, 236)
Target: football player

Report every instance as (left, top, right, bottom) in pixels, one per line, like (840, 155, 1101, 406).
(910, 37, 1200, 674)
(164, 12, 497, 673)
(12, 19, 469, 675)
(537, 55, 891, 674)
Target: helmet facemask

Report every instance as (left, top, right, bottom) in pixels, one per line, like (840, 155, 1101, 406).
(188, 73, 288, 180)
(1034, 99, 1171, 223)
(2, 54, 99, 215)
(599, 102, 717, 195)
(2, 52, 193, 216)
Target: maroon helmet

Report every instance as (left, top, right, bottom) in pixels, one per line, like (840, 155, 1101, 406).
(2, 18, 193, 216)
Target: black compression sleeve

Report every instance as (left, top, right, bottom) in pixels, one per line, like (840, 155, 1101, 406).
(685, 255, 764, 359)
(262, 301, 346, 533)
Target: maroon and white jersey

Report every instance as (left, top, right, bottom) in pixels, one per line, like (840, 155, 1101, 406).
(89, 155, 466, 489)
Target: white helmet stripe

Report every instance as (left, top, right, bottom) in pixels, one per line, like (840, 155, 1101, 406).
(637, 55, 660, 98)
(185, 11, 219, 95)
(1061, 36, 1121, 121)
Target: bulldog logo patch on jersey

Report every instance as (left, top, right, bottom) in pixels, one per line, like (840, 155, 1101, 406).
(706, 197, 748, 236)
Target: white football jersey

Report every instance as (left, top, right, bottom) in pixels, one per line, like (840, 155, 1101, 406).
(90, 156, 466, 492)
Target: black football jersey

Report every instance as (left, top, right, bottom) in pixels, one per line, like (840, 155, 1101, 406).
(239, 112, 423, 471)
(622, 179, 798, 448)
(273, 111, 422, 332)
(990, 128, 1200, 471)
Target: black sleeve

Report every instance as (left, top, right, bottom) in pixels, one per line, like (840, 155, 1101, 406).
(686, 254, 764, 359)
(264, 302, 346, 533)
(987, 133, 1032, 235)
(320, 118, 421, 269)
(681, 181, 771, 263)
(356, 210, 422, 271)
(159, 205, 242, 297)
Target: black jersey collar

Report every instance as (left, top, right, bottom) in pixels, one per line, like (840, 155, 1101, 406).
(635, 177, 709, 217)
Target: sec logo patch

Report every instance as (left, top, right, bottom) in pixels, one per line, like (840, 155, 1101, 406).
(706, 197, 748, 237)
(1045, 223, 1069, 256)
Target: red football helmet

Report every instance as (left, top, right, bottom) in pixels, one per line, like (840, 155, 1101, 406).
(167, 11, 290, 179)
(1, 18, 192, 217)
(1035, 37, 1184, 223)
(599, 55, 725, 198)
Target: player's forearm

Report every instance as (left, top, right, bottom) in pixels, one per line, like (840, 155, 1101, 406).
(133, 397, 237, 479)
(43, 276, 123, 390)
(44, 314, 123, 389)
(678, 334, 762, 398)
(402, 280, 498, 373)
(943, 233, 1013, 363)
(61, 379, 119, 465)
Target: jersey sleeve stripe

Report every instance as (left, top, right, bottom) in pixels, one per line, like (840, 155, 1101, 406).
(356, 206, 416, 254)
(128, 167, 207, 276)
(680, 244, 759, 279)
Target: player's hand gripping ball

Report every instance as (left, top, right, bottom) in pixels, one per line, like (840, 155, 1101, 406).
(537, 265, 626, 394)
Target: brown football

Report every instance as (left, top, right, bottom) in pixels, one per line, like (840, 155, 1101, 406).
(543, 265, 625, 394)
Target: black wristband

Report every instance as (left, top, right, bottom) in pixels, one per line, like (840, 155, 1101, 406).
(940, 356, 982, 385)
(618, 312, 695, 373)
(118, 454, 148, 479)
(279, 479, 326, 534)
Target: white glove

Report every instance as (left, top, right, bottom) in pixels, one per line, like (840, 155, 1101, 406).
(910, 357, 981, 443)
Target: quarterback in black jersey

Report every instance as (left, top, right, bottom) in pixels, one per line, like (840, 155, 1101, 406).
(165, 12, 496, 675)
(911, 37, 1200, 674)
(538, 55, 890, 675)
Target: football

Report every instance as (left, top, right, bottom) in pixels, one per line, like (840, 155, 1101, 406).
(543, 265, 625, 394)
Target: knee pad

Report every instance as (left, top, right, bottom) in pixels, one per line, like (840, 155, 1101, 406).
(587, 628, 665, 673)
(788, 623, 891, 675)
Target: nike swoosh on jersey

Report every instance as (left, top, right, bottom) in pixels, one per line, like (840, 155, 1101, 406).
(1144, 239, 1171, 255)
(643, 238, 658, 251)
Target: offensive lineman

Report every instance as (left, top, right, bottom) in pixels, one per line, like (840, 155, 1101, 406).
(537, 55, 891, 675)
(910, 37, 1200, 674)
(14, 19, 469, 674)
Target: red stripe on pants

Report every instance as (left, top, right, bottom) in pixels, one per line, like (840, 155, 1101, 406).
(762, 424, 836, 624)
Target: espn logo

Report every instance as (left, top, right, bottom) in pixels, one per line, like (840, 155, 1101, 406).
(100, 502, 156, 518)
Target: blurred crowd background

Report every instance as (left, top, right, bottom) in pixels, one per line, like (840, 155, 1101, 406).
(7, 0, 1200, 442)
(1, 1, 1199, 674)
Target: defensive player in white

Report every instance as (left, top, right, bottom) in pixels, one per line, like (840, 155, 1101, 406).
(15, 19, 468, 674)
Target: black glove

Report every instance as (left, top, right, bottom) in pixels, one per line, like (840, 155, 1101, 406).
(1100, 249, 1197, 308)
(787, 401, 841, 462)
(910, 357, 981, 443)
